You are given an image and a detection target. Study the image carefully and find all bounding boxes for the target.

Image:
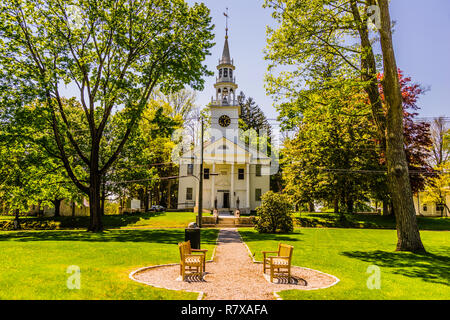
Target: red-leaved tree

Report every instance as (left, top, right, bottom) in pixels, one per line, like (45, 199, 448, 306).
(378, 70, 434, 193)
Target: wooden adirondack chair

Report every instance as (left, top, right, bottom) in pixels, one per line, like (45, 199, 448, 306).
(262, 243, 294, 283)
(186, 240, 208, 271)
(178, 241, 207, 280)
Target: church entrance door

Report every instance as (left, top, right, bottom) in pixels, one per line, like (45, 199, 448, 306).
(223, 192, 230, 208)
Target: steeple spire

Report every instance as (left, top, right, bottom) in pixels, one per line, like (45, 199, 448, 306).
(221, 37, 231, 64)
(222, 8, 231, 64)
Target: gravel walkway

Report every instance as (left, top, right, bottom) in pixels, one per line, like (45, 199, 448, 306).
(131, 228, 339, 300)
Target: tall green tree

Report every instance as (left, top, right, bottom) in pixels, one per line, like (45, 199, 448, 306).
(110, 99, 182, 212)
(282, 86, 380, 219)
(430, 117, 450, 167)
(423, 162, 450, 217)
(264, 0, 425, 252)
(0, 0, 214, 231)
(238, 91, 272, 136)
(377, 0, 424, 251)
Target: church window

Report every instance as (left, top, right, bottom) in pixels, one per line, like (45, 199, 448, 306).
(256, 164, 262, 176)
(219, 69, 222, 78)
(229, 69, 233, 78)
(204, 168, 210, 180)
(224, 68, 228, 77)
(238, 168, 244, 180)
(255, 189, 262, 201)
(222, 88, 229, 103)
(187, 164, 193, 175)
(186, 188, 193, 201)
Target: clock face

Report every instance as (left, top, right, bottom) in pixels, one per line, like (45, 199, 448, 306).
(218, 115, 231, 127)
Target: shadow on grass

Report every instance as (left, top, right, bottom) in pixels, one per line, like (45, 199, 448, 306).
(297, 213, 450, 231)
(0, 211, 176, 230)
(56, 211, 168, 229)
(238, 230, 303, 243)
(303, 213, 340, 220)
(341, 249, 450, 286)
(296, 213, 397, 229)
(0, 228, 219, 245)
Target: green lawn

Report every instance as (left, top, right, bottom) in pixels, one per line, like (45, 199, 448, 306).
(1, 212, 448, 300)
(0, 228, 218, 299)
(0, 211, 198, 230)
(240, 228, 450, 300)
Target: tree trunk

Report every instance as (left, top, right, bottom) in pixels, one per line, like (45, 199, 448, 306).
(168, 180, 172, 209)
(378, 0, 425, 252)
(150, 188, 153, 207)
(389, 200, 395, 217)
(100, 176, 106, 216)
(444, 204, 450, 217)
(53, 199, 62, 217)
(382, 199, 389, 216)
(334, 197, 339, 214)
(144, 186, 149, 212)
(308, 201, 315, 212)
(88, 172, 103, 232)
(347, 197, 354, 215)
(339, 195, 346, 221)
(13, 209, 21, 230)
(72, 201, 76, 217)
(350, 0, 386, 142)
(156, 183, 161, 204)
(100, 195, 105, 216)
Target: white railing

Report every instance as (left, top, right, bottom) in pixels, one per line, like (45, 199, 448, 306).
(210, 98, 238, 106)
(216, 76, 236, 83)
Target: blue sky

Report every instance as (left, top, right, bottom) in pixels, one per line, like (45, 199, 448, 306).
(189, 0, 450, 121)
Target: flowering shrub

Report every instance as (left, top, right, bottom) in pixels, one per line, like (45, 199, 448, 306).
(255, 191, 294, 233)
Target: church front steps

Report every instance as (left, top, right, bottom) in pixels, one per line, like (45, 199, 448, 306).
(197, 215, 255, 228)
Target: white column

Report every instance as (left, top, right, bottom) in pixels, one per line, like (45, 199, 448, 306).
(246, 163, 250, 209)
(230, 163, 235, 209)
(211, 162, 215, 210)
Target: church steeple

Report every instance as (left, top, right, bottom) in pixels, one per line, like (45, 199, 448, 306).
(221, 9, 231, 65)
(212, 17, 238, 107)
(209, 12, 240, 137)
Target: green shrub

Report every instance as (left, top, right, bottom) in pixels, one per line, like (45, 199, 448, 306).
(0, 219, 60, 231)
(255, 191, 294, 233)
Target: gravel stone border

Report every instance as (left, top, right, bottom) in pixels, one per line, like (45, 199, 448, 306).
(129, 228, 340, 300)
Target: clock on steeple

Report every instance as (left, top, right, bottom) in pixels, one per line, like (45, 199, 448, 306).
(218, 115, 231, 127)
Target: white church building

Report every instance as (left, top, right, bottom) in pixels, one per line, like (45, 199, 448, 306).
(177, 30, 271, 215)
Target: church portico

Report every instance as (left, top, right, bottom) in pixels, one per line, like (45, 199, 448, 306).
(201, 161, 254, 213)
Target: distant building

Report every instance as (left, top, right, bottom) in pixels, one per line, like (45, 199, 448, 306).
(413, 191, 449, 217)
(28, 199, 89, 217)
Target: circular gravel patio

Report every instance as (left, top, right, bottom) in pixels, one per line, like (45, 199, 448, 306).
(130, 228, 339, 300)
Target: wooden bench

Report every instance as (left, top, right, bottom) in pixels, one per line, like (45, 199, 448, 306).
(178, 240, 208, 280)
(262, 243, 294, 283)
